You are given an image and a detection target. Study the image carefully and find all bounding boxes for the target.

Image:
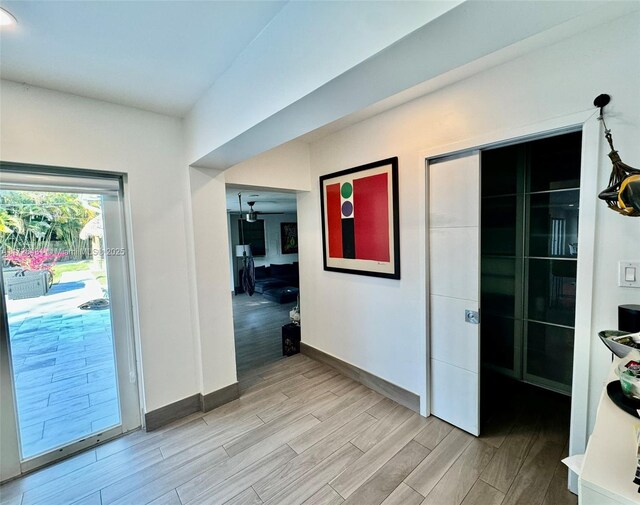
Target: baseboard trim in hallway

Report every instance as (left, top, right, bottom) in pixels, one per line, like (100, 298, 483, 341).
(145, 382, 240, 431)
(300, 341, 420, 413)
(201, 382, 240, 413)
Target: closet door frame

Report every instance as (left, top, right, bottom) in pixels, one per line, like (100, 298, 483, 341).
(422, 110, 599, 494)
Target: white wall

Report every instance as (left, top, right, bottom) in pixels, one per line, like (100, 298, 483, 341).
(0, 80, 213, 413)
(189, 168, 238, 395)
(298, 12, 640, 434)
(223, 140, 311, 192)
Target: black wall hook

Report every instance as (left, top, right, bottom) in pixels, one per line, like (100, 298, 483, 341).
(594, 93, 611, 118)
(593, 94, 611, 108)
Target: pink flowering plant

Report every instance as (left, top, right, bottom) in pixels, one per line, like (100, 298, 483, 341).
(5, 249, 67, 274)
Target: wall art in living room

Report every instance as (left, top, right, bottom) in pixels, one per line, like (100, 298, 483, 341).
(280, 222, 298, 254)
(320, 157, 400, 279)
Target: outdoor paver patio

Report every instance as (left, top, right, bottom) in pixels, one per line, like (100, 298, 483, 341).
(7, 269, 120, 459)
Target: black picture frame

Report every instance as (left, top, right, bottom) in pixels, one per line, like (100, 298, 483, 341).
(319, 157, 400, 279)
(280, 222, 298, 254)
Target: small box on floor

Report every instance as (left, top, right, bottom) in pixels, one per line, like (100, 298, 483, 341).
(282, 323, 301, 356)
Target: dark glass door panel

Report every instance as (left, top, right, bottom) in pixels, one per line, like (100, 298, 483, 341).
(481, 315, 521, 373)
(481, 196, 518, 256)
(481, 257, 518, 318)
(527, 259, 577, 327)
(525, 322, 574, 390)
(481, 131, 580, 394)
(528, 132, 582, 192)
(481, 144, 522, 196)
(528, 190, 579, 258)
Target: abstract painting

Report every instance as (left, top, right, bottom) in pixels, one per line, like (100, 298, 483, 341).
(280, 222, 298, 254)
(320, 157, 400, 279)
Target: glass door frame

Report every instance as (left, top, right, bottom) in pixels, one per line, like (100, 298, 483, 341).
(0, 163, 142, 476)
(522, 187, 580, 395)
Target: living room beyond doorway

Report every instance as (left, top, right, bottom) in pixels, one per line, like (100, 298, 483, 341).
(226, 185, 300, 381)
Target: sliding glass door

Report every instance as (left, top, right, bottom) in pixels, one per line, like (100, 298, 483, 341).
(0, 166, 140, 474)
(480, 131, 581, 394)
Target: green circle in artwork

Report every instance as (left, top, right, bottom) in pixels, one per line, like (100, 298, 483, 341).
(341, 182, 353, 198)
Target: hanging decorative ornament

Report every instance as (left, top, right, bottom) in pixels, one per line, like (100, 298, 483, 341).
(238, 192, 256, 296)
(594, 94, 640, 217)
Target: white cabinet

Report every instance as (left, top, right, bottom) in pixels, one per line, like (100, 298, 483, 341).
(579, 358, 639, 504)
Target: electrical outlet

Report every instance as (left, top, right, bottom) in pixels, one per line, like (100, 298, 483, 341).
(619, 261, 640, 288)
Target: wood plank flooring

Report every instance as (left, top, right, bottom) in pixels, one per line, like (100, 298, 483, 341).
(0, 354, 577, 505)
(232, 292, 296, 379)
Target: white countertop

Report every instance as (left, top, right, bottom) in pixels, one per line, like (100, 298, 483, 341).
(580, 357, 640, 504)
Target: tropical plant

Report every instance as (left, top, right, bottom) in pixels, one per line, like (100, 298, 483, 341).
(0, 191, 98, 260)
(0, 208, 22, 235)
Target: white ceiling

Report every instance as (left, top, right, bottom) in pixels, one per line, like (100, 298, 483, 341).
(194, 0, 639, 169)
(0, 1, 462, 121)
(226, 186, 297, 214)
(0, 1, 286, 116)
(4, 0, 634, 172)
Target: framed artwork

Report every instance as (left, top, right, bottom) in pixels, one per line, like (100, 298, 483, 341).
(320, 157, 400, 279)
(280, 222, 298, 254)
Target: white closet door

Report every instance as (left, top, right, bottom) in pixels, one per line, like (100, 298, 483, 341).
(428, 152, 481, 436)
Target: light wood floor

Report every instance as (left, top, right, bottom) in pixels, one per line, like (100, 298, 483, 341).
(0, 354, 577, 505)
(232, 292, 296, 379)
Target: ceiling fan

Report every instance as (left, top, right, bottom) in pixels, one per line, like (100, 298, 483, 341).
(245, 201, 260, 222)
(237, 193, 284, 222)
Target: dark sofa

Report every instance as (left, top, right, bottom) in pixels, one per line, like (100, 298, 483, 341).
(244, 263, 299, 294)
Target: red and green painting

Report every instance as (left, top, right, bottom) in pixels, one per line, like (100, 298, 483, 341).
(320, 157, 400, 279)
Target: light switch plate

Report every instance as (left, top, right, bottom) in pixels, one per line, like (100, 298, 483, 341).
(619, 261, 640, 288)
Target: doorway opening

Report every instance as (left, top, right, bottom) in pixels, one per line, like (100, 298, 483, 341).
(0, 167, 140, 473)
(225, 185, 299, 381)
(427, 129, 583, 501)
(479, 131, 582, 495)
